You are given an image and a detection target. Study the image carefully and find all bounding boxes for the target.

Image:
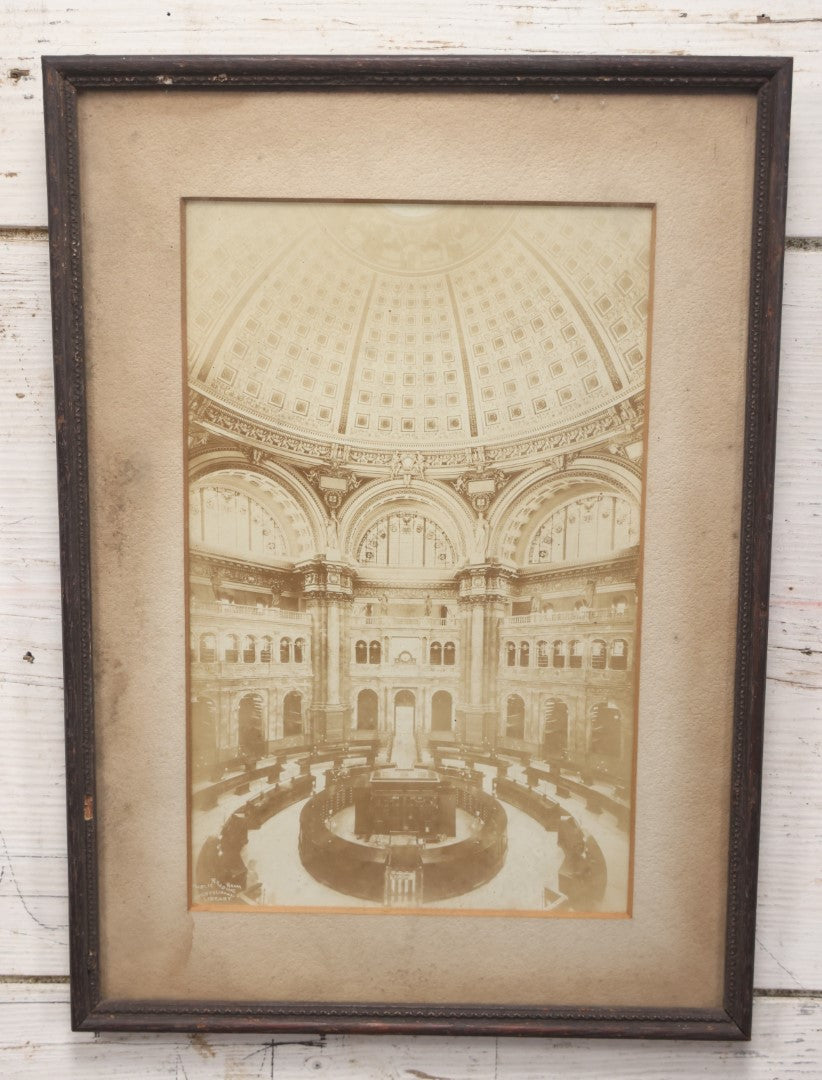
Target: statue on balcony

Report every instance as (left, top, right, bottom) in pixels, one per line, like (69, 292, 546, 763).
(325, 512, 340, 557)
(585, 578, 597, 608)
(471, 513, 489, 562)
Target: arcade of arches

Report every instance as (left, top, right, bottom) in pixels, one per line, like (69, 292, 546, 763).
(188, 200, 649, 912)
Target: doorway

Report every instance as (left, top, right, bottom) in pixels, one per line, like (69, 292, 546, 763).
(394, 689, 416, 731)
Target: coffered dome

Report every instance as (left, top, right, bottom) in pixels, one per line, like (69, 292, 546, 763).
(186, 200, 651, 456)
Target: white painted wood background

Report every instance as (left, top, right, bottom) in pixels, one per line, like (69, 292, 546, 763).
(1, 2, 820, 1076)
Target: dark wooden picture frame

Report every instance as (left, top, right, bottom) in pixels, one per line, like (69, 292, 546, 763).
(44, 54, 791, 1039)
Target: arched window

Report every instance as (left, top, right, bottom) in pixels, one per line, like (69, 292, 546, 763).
(283, 691, 303, 737)
(431, 690, 453, 732)
(260, 636, 273, 663)
(541, 601, 555, 615)
(368, 640, 381, 665)
(430, 641, 442, 666)
(243, 635, 256, 664)
(294, 638, 305, 664)
(238, 693, 265, 760)
(357, 689, 378, 731)
(198, 633, 217, 663)
(506, 641, 517, 667)
(543, 699, 569, 757)
(591, 639, 607, 670)
(519, 642, 530, 667)
(552, 640, 565, 668)
(280, 637, 292, 664)
(506, 694, 525, 740)
(356, 510, 456, 568)
(223, 633, 239, 664)
(610, 639, 628, 670)
(189, 483, 287, 560)
(527, 494, 639, 564)
(443, 641, 456, 666)
(355, 640, 368, 664)
(537, 640, 550, 667)
(590, 703, 621, 756)
(569, 639, 583, 668)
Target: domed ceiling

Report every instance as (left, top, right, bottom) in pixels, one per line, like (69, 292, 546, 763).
(186, 200, 651, 456)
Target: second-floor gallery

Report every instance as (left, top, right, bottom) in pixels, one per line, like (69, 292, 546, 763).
(186, 199, 651, 915)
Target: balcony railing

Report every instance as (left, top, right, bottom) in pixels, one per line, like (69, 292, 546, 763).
(501, 609, 633, 627)
(355, 615, 458, 628)
(498, 664, 630, 680)
(192, 658, 309, 674)
(191, 601, 311, 623)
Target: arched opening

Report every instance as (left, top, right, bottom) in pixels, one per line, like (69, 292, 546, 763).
(369, 640, 381, 665)
(393, 686, 412, 730)
(356, 689, 378, 731)
(590, 702, 621, 757)
(355, 640, 368, 664)
(610, 638, 628, 670)
(294, 637, 305, 664)
(431, 690, 453, 732)
(543, 699, 569, 758)
(552, 639, 565, 668)
(443, 641, 456, 666)
(280, 637, 292, 664)
(283, 691, 303, 737)
(429, 641, 442, 665)
(519, 641, 530, 668)
(198, 632, 217, 663)
(223, 633, 239, 664)
(191, 697, 218, 781)
(237, 693, 265, 762)
(591, 639, 607, 670)
(506, 641, 517, 667)
(569, 639, 583, 668)
(506, 694, 525, 740)
(242, 635, 256, 664)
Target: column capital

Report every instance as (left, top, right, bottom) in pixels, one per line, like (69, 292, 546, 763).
(296, 558, 355, 600)
(456, 562, 516, 604)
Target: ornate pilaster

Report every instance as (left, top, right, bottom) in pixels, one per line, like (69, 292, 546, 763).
(455, 563, 516, 746)
(298, 559, 355, 745)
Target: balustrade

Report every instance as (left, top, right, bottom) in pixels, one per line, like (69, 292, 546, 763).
(501, 609, 633, 627)
(191, 600, 310, 622)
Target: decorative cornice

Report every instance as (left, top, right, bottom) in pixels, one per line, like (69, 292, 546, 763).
(190, 389, 645, 476)
(189, 551, 294, 591)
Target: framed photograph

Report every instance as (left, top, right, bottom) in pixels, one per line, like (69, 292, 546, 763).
(44, 54, 791, 1038)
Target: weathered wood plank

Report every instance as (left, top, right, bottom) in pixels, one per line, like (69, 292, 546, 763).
(1, 1, 821, 231)
(0, 984, 819, 1077)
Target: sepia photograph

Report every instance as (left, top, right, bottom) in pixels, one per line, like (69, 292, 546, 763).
(185, 199, 653, 916)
